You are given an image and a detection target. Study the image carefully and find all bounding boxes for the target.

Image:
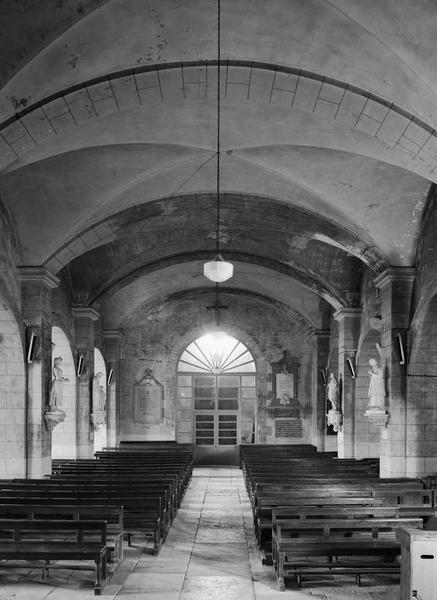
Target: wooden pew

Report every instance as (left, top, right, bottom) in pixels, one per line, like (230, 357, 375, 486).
(255, 495, 386, 549)
(9, 479, 176, 524)
(0, 503, 124, 562)
(275, 517, 422, 590)
(0, 491, 163, 554)
(256, 489, 432, 548)
(0, 519, 109, 595)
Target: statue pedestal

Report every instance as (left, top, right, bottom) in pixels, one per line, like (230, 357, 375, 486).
(90, 410, 106, 432)
(44, 409, 66, 431)
(327, 409, 343, 432)
(365, 408, 389, 428)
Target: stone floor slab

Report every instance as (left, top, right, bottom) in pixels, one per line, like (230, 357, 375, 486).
(121, 572, 185, 593)
(180, 575, 255, 600)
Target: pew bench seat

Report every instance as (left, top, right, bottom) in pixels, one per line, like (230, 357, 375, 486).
(284, 560, 400, 588)
(0, 519, 109, 595)
(276, 538, 401, 591)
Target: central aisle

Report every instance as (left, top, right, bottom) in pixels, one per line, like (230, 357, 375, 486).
(114, 467, 400, 600)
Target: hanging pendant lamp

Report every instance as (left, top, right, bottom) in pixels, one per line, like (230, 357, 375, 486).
(204, 254, 233, 282)
(203, 0, 233, 283)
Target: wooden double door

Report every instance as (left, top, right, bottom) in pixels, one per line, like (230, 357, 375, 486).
(192, 374, 244, 465)
(194, 411, 239, 465)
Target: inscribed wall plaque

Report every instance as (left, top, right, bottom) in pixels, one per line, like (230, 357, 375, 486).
(133, 370, 163, 424)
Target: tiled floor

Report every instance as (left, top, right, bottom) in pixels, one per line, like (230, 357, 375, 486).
(0, 467, 400, 599)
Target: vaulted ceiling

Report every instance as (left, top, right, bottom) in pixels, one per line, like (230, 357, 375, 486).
(0, 0, 434, 331)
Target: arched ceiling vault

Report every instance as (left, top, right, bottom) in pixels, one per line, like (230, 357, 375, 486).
(98, 264, 331, 332)
(0, 0, 435, 329)
(63, 194, 370, 312)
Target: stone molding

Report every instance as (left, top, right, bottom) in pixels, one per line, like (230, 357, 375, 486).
(102, 330, 123, 341)
(44, 409, 66, 431)
(374, 267, 416, 290)
(327, 409, 343, 432)
(333, 307, 362, 322)
(18, 267, 60, 290)
(90, 410, 106, 432)
(365, 408, 389, 428)
(309, 329, 330, 342)
(72, 306, 100, 321)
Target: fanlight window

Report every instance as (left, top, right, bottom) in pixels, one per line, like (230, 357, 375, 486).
(178, 332, 255, 374)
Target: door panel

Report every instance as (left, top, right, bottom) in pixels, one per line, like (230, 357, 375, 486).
(178, 371, 256, 465)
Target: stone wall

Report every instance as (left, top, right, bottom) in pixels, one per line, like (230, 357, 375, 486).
(0, 198, 20, 317)
(412, 185, 437, 326)
(119, 291, 314, 444)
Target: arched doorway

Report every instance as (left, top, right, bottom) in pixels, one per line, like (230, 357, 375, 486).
(355, 329, 382, 459)
(93, 347, 107, 453)
(0, 298, 26, 478)
(177, 332, 256, 465)
(51, 326, 77, 459)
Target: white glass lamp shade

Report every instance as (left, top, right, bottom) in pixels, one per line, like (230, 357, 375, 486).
(203, 255, 233, 282)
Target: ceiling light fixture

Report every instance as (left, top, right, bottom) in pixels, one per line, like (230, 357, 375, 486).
(203, 0, 233, 283)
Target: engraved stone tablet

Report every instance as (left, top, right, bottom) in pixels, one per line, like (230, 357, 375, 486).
(133, 369, 163, 424)
(275, 419, 302, 438)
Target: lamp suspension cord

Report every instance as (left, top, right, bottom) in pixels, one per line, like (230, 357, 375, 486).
(216, 0, 221, 255)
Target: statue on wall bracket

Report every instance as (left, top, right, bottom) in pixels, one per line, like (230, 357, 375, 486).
(326, 372, 342, 432)
(133, 368, 164, 426)
(365, 358, 389, 428)
(44, 356, 67, 431)
(91, 372, 107, 432)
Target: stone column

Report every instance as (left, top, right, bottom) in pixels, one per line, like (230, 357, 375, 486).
(19, 267, 60, 477)
(334, 308, 362, 458)
(103, 330, 123, 447)
(374, 268, 415, 477)
(72, 307, 99, 459)
(309, 330, 330, 451)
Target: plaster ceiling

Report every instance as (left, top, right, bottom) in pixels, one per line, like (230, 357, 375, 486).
(0, 0, 434, 330)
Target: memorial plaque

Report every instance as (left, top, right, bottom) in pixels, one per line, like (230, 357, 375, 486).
(134, 386, 147, 423)
(271, 351, 298, 403)
(275, 419, 302, 438)
(133, 369, 163, 424)
(276, 373, 295, 401)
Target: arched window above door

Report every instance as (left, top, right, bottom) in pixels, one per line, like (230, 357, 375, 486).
(177, 332, 255, 374)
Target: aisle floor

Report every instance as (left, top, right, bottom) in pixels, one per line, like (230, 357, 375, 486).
(0, 467, 400, 599)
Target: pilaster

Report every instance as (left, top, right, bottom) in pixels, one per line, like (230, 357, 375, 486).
(374, 268, 415, 477)
(73, 307, 99, 458)
(103, 331, 123, 447)
(334, 308, 362, 458)
(18, 267, 60, 477)
(309, 330, 330, 451)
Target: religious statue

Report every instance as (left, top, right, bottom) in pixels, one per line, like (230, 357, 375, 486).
(48, 356, 69, 411)
(327, 372, 340, 411)
(368, 358, 385, 409)
(93, 372, 106, 411)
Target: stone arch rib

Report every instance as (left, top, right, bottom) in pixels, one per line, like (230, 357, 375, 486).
(0, 60, 436, 175)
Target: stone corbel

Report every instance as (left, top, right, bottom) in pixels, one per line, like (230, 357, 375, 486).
(365, 408, 389, 428)
(44, 408, 66, 431)
(90, 410, 106, 432)
(327, 409, 343, 432)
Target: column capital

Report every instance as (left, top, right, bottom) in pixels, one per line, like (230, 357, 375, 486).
(333, 307, 362, 322)
(309, 329, 330, 342)
(18, 266, 60, 290)
(374, 267, 416, 289)
(103, 330, 123, 341)
(72, 306, 100, 321)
